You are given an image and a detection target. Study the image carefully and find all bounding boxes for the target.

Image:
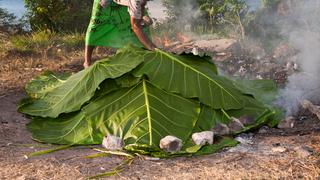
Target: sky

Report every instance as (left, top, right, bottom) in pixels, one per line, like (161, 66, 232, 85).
(0, 0, 26, 18)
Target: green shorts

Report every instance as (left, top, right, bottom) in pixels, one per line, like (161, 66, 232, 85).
(85, 0, 149, 48)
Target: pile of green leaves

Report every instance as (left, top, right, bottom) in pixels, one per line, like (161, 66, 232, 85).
(19, 45, 280, 157)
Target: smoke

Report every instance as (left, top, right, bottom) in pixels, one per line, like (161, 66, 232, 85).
(173, 0, 200, 32)
(146, 1, 167, 21)
(148, 0, 320, 116)
(276, 0, 320, 115)
(147, 0, 200, 31)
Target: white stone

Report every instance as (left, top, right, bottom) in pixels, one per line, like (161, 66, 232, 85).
(102, 135, 124, 151)
(159, 136, 182, 152)
(192, 47, 199, 55)
(192, 131, 214, 146)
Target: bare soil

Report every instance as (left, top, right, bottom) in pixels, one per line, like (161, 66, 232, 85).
(1, 44, 320, 179)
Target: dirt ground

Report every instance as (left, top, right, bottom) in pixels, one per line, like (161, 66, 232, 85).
(1, 45, 320, 179)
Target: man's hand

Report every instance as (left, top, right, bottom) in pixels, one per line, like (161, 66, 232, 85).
(141, 16, 153, 27)
(100, 0, 110, 8)
(131, 17, 156, 51)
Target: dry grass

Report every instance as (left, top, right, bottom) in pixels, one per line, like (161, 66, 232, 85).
(0, 32, 114, 95)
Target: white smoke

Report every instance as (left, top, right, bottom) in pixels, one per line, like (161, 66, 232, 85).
(146, 1, 167, 21)
(276, 0, 320, 115)
(147, 0, 200, 32)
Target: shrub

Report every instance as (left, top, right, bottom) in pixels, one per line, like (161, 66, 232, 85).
(24, 0, 92, 32)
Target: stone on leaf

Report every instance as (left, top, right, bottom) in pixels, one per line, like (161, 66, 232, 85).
(159, 136, 183, 152)
(192, 131, 214, 146)
(228, 117, 244, 133)
(211, 123, 230, 135)
(102, 135, 125, 150)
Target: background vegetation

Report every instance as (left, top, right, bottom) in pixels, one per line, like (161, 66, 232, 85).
(24, 0, 92, 32)
(0, 0, 285, 53)
(162, 0, 248, 38)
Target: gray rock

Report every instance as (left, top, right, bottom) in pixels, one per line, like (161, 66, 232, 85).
(211, 123, 230, 135)
(192, 131, 214, 146)
(235, 133, 254, 145)
(294, 146, 314, 158)
(159, 136, 182, 152)
(238, 116, 256, 126)
(278, 116, 295, 129)
(301, 100, 320, 120)
(228, 117, 244, 133)
(258, 126, 270, 134)
(102, 135, 124, 150)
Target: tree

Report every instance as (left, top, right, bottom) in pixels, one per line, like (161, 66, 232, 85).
(24, 0, 92, 32)
(162, 0, 248, 38)
(0, 8, 24, 33)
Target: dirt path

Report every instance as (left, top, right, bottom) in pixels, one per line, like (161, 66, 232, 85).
(0, 91, 319, 179)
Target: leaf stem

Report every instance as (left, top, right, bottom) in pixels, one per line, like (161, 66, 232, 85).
(221, 109, 231, 120)
(25, 144, 73, 158)
(142, 80, 153, 145)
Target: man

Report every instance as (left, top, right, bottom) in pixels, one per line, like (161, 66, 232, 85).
(84, 0, 156, 68)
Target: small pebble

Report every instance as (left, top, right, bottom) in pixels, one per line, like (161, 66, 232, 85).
(235, 133, 254, 145)
(145, 157, 160, 161)
(294, 146, 314, 158)
(258, 126, 270, 134)
(192, 47, 199, 55)
(271, 146, 287, 153)
(277, 116, 295, 129)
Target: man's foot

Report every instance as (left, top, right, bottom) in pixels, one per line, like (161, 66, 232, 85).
(83, 62, 90, 69)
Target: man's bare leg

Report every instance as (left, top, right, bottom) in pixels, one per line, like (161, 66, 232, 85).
(84, 45, 95, 68)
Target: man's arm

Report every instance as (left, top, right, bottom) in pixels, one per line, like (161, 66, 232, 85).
(129, 0, 156, 50)
(130, 17, 156, 50)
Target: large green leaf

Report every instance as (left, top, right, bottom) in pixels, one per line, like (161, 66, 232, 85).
(232, 79, 278, 105)
(27, 80, 200, 146)
(19, 45, 145, 118)
(133, 49, 246, 110)
(27, 113, 101, 144)
(25, 71, 71, 99)
(21, 45, 281, 157)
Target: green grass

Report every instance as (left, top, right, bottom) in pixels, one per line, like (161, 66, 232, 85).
(10, 30, 85, 52)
